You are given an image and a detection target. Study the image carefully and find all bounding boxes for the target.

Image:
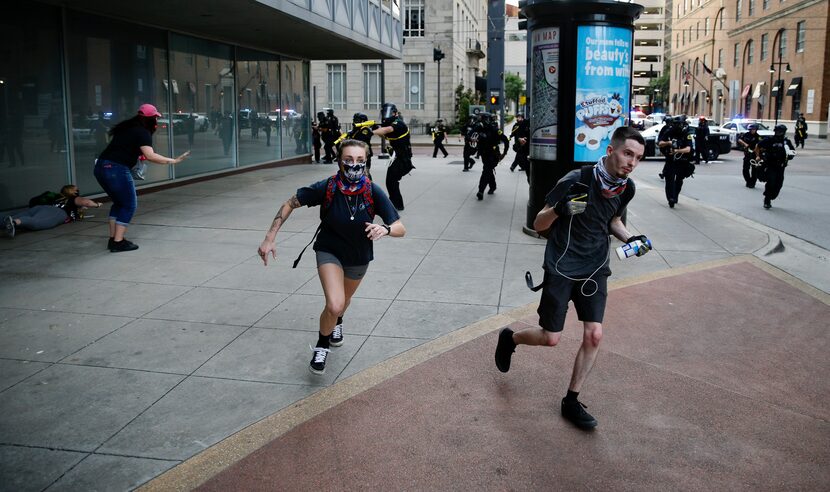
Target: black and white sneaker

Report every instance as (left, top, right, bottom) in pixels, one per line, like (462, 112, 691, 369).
(4, 216, 15, 238)
(561, 398, 598, 430)
(494, 328, 515, 373)
(330, 323, 344, 347)
(309, 346, 331, 375)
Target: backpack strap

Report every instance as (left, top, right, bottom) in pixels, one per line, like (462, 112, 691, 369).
(294, 176, 336, 268)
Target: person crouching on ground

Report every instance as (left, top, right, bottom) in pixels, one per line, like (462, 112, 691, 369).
(494, 126, 651, 430)
(257, 140, 405, 375)
(94, 103, 190, 252)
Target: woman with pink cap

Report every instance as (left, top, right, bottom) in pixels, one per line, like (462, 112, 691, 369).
(94, 103, 190, 252)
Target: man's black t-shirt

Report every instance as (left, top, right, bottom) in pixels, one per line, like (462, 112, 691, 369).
(386, 119, 412, 159)
(757, 136, 793, 167)
(98, 126, 152, 168)
(739, 132, 761, 153)
(543, 167, 634, 277)
(296, 179, 400, 266)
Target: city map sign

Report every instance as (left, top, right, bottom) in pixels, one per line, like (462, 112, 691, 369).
(529, 26, 560, 160)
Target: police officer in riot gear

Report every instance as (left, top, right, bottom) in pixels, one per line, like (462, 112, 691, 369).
(431, 119, 449, 158)
(756, 124, 795, 209)
(475, 113, 509, 200)
(738, 123, 762, 188)
(657, 115, 693, 208)
(509, 113, 530, 179)
(462, 116, 479, 172)
(320, 108, 340, 163)
(374, 103, 412, 211)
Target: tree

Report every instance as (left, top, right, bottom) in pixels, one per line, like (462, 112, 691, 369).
(647, 63, 670, 112)
(453, 84, 478, 132)
(504, 73, 526, 112)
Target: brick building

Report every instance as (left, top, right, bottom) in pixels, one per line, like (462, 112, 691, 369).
(669, 0, 829, 137)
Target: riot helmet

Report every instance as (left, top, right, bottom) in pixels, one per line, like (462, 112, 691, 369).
(316, 111, 325, 122)
(353, 112, 368, 125)
(324, 108, 334, 118)
(381, 103, 398, 125)
(747, 123, 759, 132)
(774, 124, 787, 136)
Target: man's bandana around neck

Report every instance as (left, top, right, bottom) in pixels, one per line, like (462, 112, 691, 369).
(594, 155, 628, 198)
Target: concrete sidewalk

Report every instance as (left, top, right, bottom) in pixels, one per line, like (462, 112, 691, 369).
(1, 145, 828, 490)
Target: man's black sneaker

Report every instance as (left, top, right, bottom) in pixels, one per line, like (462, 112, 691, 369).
(309, 346, 331, 375)
(476, 192, 484, 201)
(668, 200, 675, 209)
(4, 216, 15, 238)
(488, 188, 496, 195)
(494, 328, 516, 373)
(110, 239, 139, 252)
(561, 398, 598, 430)
(107, 238, 115, 250)
(764, 199, 772, 209)
(330, 323, 344, 347)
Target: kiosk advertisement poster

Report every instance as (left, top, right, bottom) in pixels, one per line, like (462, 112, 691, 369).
(530, 26, 560, 161)
(573, 25, 632, 162)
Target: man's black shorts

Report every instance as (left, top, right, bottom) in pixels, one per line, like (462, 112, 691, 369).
(536, 271, 608, 332)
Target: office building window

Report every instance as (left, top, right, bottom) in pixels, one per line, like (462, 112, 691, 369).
(327, 64, 347, 109)
(763, 0, 769, 9)
(696, 22, 700, 39)
(736, 0, 742, 21)
(718, 48, 724, 69)
(403, 0, 425, 37)
(733, 42, 740, 66)
(746, 40, 754, 64)
(363, 63, 382, 110)
(749, 0, 755, 16)
(404, 63, 424, 110)
(761, 33, 768, 60)
(796, 21, 805, 52)
(779, 30, 787, 57)
(705, 18, 710, 36)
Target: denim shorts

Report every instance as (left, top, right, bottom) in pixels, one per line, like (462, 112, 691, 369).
(315, 251, 369, 280)
(94, 159, 137, 226)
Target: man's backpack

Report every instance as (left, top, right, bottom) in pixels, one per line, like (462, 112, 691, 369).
(28, 191, 63, 208)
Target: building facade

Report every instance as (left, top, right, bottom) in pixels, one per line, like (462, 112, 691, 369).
(311, 0, 487, 132)
(1, 0, 402, 211)
(632, 0, 668, 111)
(669, 0, 829, 136)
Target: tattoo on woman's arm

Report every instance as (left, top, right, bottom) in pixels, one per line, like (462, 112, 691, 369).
(288, 195, 301, 208)
(269, 204, 289, 233)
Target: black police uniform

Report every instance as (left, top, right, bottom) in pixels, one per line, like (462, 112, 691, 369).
(431, 121, 449, 158)
(694, 120, 710, 163)
(462, 118, 479, 171)
(738, 130, 761, 188)
(321, 111, 340, 163)
(476, 118, 509, 199)
(347, 118, 376, 178)
(312, 112, 324, 163)
(659, 121, 693, 207)
(757, 133, 794, 207)
(509, 118, 530, 176)
(794, 117, 808, 149)
(384, 117, 413, 210)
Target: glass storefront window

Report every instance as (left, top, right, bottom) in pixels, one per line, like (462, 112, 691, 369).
(0, 3, 69, 211)
(236, 48, 281, 166)
(67, 12, 171, 193)
(281, 59, 310, 159)
(168, 34, 235, 177)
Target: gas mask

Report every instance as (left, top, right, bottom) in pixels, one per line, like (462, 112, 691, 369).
(341, 160, 367, 183)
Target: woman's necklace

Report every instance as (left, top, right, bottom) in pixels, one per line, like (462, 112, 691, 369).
(343, 193, 359, 221)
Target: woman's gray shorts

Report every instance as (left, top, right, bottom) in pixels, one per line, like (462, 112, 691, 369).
(315, 251, 369, 280)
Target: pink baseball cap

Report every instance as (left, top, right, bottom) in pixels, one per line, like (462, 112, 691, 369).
(137, 103, 162, 117)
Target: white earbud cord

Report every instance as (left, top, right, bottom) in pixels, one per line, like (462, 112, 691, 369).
(553, 213, 609, 297)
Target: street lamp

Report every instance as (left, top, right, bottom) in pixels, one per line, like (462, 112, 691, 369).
(768, 61, 791, 125)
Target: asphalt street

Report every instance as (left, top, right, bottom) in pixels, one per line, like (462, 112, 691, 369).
(635, 142, 830, 250)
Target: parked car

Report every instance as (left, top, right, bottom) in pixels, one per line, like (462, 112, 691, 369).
(645, 112, 668, 127)
(720, 119, 774, 148)
(157, 114, 183, 133)
(629, 110, 649, 130)
(640, 118, 731, 160)
(238, 109, 254, 128)
(170, 113, 209, 132)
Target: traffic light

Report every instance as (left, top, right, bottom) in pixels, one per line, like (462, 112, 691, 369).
(433, 48, 445, 62)
(490, 95, 499, 105)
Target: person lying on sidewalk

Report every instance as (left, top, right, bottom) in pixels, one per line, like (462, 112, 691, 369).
(3, 185, 103, 238)
(257, 139, 406, 375)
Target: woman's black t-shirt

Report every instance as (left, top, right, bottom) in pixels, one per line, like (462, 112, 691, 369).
(296, 179, 400, 266)
(98, 126, 152, 168)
